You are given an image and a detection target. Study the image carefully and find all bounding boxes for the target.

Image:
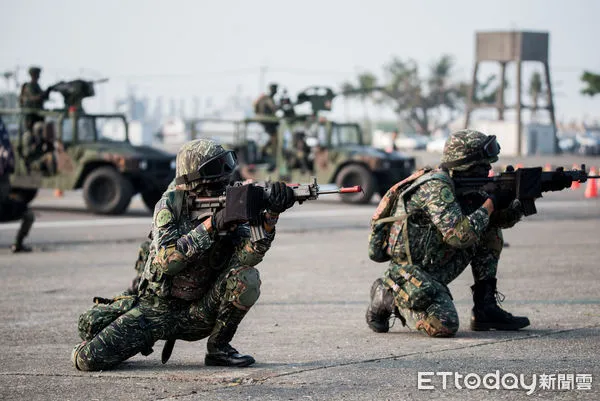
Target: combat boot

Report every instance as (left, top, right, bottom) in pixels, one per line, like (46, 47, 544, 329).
(11, 236, 32, 253)
(366, 278, 403, 333)
(470, 278, 530, 331)
(205, 307, 255, 367)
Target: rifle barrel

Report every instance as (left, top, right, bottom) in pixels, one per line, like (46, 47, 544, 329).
(318, 186, 362, 195)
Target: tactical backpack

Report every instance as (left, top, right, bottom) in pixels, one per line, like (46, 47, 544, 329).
(369, 167, 452, 310)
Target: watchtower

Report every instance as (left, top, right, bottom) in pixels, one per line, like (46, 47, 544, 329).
(464, 31, 556, 155)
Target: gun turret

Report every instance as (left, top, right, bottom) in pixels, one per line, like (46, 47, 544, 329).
(48, 78, 109, 111)
(295, 86, 336, 116)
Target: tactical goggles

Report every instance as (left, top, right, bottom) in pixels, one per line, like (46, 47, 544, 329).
(441, 135, 500, 169)
(175, 150, 237, 185)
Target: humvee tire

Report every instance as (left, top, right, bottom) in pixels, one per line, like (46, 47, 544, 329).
(82, 166, 133, 215)
(141, 189, 163, 212)
(10, 188, 38, 204)
(336, 164, 375, 204)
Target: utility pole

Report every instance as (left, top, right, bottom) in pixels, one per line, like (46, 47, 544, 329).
(259, 65, 267, 94)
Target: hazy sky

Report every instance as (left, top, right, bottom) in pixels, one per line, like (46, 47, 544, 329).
(2, 0, 599, 121)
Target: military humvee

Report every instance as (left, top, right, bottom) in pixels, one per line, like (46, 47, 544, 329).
(185, 86, 416, 204)
(2, 79, 175, 214)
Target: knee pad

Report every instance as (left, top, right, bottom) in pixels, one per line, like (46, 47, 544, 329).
(71, 341, 90, 371)
(416, 315, 459, 338)
(226, 266, 261, 310)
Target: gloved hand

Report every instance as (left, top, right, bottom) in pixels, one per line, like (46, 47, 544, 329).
(542, 171, 573, 192)
(211, 208, 239, 232)
(487, 189, 515, 210)
(267, 182, 296, 213)
(490, 199, 524, 228)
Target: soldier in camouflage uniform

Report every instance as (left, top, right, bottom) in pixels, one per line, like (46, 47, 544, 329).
(19, 67, 50, 131)
(71, 139, 295, 370)
(366, 130, 529, 337)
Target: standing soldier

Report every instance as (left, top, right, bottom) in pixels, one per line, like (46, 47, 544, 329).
(19, 66, 51, 131)
(0, 116, 35, 253)
(254, 83, 280, 160)
(71, 139, 295, 371)
(366, 130, 529, 337)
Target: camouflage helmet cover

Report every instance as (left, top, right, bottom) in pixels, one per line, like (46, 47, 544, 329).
(440, 129, 499, 171)
(175, 139, 235, 190)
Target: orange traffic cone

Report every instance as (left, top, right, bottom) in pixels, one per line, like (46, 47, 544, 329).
(543, 163, 552, 172)
(54, 189, 64, 198)
(584, 167, 598, 198)
(571, 164, 581, 190)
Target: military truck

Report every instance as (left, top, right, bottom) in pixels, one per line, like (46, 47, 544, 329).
(185, 86, 416, 204)
(2, 78, 175, 214)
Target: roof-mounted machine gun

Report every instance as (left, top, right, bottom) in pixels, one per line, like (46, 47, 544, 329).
(48, 78, 109, 111)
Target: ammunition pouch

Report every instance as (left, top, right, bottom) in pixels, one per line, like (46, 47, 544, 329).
(77, 295, 138, 341)
(384, 264, 446, 311)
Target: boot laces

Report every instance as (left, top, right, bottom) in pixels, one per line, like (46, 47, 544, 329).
(495, 290, 506, 305)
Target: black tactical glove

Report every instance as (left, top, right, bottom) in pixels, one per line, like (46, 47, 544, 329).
(489, 199, 524, 228)
(542, 171, 573, 192)
(487, 190, 514, 210)
(211, 208, 239, 232)
(267, 182, 296, 213)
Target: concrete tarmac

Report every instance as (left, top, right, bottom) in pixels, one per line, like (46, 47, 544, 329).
(1, 183, 599, 400)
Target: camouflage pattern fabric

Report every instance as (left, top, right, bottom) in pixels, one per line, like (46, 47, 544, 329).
(440, 129, 498, 171)
(369, 168, 503, 337)
(73, 265, 261, 371)
(175, 139, 230, 189)
(72, 185, 273, 371)
(124, 239, 151, 295)
(20, 82, 45, 109)
(22, 122, 56, 175)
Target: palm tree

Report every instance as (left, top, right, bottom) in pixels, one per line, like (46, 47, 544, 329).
(341, 72, 378, 131)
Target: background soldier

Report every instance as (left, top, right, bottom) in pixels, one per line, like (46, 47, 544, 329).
(366, 130, 529, 337)
(22, 121, 56, 175)
(0, 116, 35, 253)
(254, 83, 280, 160)
(71, 139, 295, 371)
(19, 66, 51, 131)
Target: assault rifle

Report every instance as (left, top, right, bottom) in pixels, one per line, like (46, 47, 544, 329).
(453, 164, 600, 216)
(188, 177, 362, 241)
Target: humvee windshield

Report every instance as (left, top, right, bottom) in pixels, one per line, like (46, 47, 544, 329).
(60, 115, 128, 143)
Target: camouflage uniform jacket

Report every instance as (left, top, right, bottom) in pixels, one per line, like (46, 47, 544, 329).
(139, 188, 275, 301)
(20, 82, 45, 109)
(368, 168, 490, 270)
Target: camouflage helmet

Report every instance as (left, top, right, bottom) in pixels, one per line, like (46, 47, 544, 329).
(440, 129, 500, 172)
(174, 139, 237, 190)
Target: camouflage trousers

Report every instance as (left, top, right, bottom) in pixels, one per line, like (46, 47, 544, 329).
(72, 265, 261, 371)
(384, 226, 503, 337)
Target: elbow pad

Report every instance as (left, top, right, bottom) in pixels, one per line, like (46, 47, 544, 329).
(442, 218, 478, 249)
(155, 245, 187, 275)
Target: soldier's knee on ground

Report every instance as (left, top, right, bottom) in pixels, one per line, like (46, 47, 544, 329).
(71, 341, 97, 371)
(416, 311, 459, 338)
(226, 266, 261, 310)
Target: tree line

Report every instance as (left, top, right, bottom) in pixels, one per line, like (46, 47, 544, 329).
(341, 55, 598, 135)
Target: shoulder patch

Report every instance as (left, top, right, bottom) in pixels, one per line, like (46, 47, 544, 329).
(440, 187, 455, 204)
(155, 208, 174, 228)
